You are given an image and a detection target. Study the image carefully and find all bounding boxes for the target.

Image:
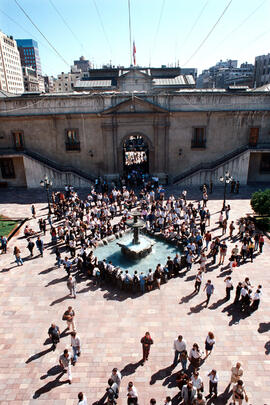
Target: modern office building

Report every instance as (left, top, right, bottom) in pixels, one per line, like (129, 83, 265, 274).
(254, 53, 270, 87)
(0, 31, 24, 94)
(16, 39, 42, 76)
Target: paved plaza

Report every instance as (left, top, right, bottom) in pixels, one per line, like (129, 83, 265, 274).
(0, 186, 269, 405)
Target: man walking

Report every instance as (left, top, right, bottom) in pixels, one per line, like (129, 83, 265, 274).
(173, 335, 187, 366)
(203, 280, 214, 307)
(0, 235, 7, 254)
(27, 238, 35, 257)
(36, 236, 44, 257)
(194, 270, 203, 293)
(208, 369, 218, 398)
(230, 362, 243, 384)
(111, 368, 122, 387)
(63, 306, 76, 331)
(48, 323, 60, 351)
(59, 348, 72, 384)
(140, 332, 153, 364)
(127, 381, 138, 405)
(70, 331, 81, 365)
(67, 275, 76, 298)
(63, 256, 72, 276)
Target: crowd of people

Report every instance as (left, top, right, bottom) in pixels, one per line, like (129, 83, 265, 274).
(2, 179, 266, 404)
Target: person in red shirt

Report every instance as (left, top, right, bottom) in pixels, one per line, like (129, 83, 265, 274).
(140, 332, 153, 364)
(259, 234, 264, 254)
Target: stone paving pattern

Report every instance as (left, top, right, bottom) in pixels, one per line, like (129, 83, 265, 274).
(0, 186, 269, 405)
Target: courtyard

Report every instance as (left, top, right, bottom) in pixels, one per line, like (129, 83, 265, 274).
(0, 185, 269, 405)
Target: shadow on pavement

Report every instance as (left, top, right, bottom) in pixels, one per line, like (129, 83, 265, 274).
(26, 346, 53, 363)
(50, 294, 72, 306)
(187, 300, 206, 315)
(150, 364, 174, 385)
(121, 360, 143, 377)
(179, 290, 197, 304)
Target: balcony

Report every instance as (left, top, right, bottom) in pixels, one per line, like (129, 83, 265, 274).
(191, 140, 206, 149)
(65, 142, 80, 151)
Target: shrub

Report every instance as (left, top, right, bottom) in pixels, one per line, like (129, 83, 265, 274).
(251, 189, 270, 216)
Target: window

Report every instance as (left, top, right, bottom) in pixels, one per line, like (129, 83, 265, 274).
(12, 130, 24, 150)
(249, 127, 259, 147)
(0, 158, 15, 178)
(191, 127, 206, 148)
(65, 129, 80, 151)
(260, 154, 270, 172)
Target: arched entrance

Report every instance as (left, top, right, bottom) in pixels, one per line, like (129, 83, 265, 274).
(123, 134, 149, 176)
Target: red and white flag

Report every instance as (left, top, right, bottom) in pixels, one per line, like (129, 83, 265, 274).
(133, 40, 136, 65)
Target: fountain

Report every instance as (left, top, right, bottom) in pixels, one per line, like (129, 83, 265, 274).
(117, 210, 155, 259)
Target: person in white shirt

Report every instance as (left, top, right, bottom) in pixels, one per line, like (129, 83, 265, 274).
(78, 392, 87, 405)
(224, 276, 233, 300)
(251, 288, 261, 311)
(59, 349, 72, 384)
(189, 343, 202, 370)
(208, 369, 218, 398)
(191, 371, 204, 393)
(230, 362, 243, 384)
(70, 331, 81, 364)
(127, 381, 138, 404)
(173, 335, 187, 366)
(111, 368, 122, 387)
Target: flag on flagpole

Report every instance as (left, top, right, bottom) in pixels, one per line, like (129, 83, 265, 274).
(133, 40, 136, 65)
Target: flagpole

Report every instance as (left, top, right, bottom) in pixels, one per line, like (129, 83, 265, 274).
(128, 0, 132, 66)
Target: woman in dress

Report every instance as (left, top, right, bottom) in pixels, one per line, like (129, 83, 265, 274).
(205, 332, 215, 358)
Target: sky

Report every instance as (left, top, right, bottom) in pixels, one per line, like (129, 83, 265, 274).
(1, 0, 270, 77)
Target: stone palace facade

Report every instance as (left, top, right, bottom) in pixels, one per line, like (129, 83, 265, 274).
(0, 69, 270, 188)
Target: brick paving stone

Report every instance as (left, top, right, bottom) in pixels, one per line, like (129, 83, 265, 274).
(0, 186, 269, 404)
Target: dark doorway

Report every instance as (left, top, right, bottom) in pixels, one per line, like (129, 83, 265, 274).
(123, 135, 149, 176)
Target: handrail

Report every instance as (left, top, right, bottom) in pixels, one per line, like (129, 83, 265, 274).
(0, 148, 95, 182)
(173, 143, 270, 184)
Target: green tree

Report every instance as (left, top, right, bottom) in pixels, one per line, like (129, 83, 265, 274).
(251, 189, 270, 216)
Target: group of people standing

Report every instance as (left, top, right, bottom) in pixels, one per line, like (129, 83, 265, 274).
(8, 179, 264, 404)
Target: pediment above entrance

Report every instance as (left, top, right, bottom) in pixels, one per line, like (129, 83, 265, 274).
(101, 96, 168, 115)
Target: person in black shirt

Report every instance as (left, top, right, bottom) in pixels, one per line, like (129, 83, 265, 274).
(234, 282, 242, 304)
(48, 323, 60, 351)
(27, 238, 35, 257)
(166, 256, 174, 279)
(141, 332, 153, 364)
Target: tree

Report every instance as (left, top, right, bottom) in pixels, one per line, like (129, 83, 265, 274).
(251, 189, 270, 216)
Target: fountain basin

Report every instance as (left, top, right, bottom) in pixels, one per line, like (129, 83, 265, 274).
(117, 235, 155, 259)
(95, 235, 180, 276)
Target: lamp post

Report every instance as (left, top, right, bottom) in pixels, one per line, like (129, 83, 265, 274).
(219, 171, 233, 211)
(40, 175, 53, 214)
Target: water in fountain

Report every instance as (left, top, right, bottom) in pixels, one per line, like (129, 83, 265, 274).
(95, 235, 180, 276)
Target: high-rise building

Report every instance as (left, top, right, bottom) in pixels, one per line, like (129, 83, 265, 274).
(0, 31, 24, 94)
(15, 39, 42, 75)
(197, 59, 254, 89)
(22, 66, 39, 92)
(74, 56, 91, 72)
(254, 54, 270, 88)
